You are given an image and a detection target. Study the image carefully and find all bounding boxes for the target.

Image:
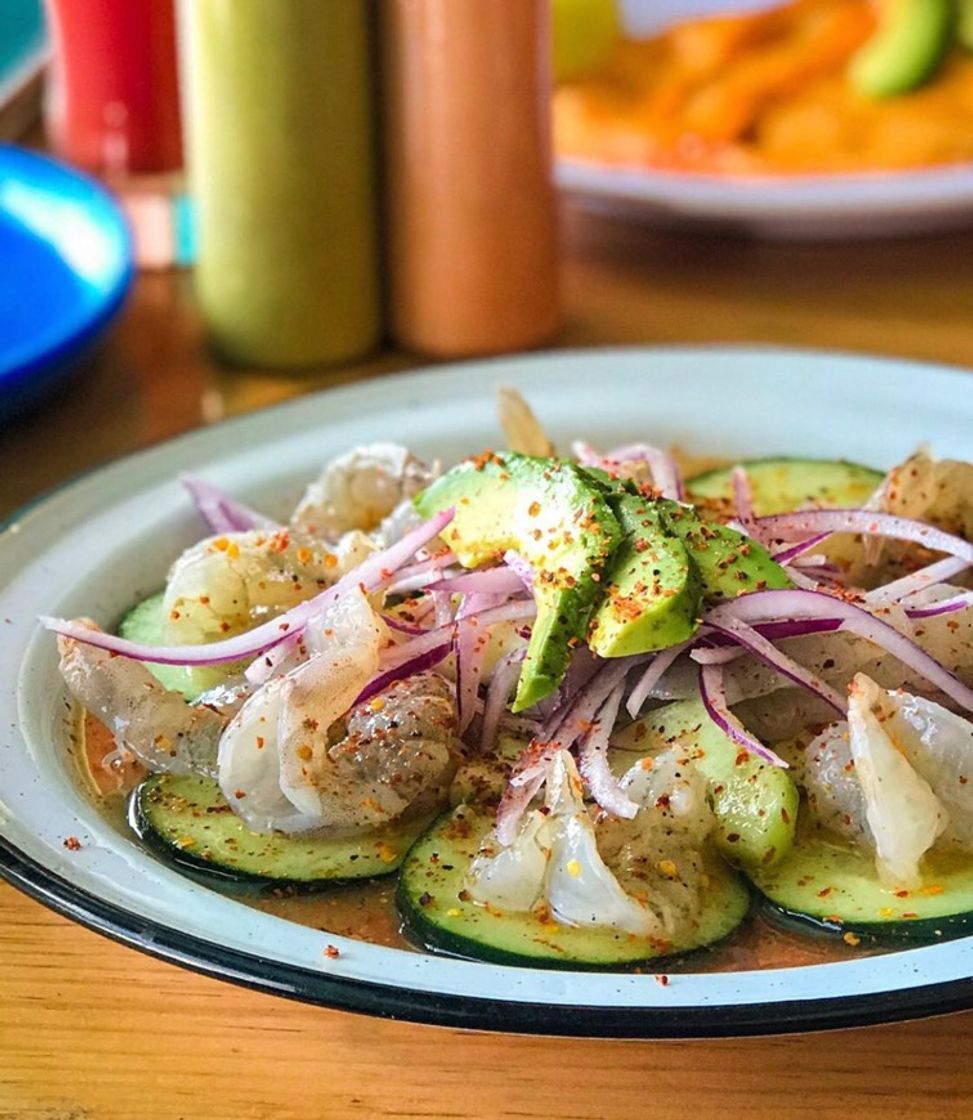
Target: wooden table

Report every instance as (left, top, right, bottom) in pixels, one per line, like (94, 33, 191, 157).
(3, 204, 973, 1119)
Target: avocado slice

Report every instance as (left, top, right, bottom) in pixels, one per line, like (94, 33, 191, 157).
(588, 494, 702, 658)
(849, 0, 953, 99)
(414, 453, 623, 711)
(658, 501, 792, 602)
(611, 698, 799, 868)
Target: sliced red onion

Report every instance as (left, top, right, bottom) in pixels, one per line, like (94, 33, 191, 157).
(867, 556, 972, 606)
(539, 658, 638, 750)
(245, 629, 306, 686)
(757, 510, 973, 566)
(380, 600, 537, 671)
(41, 507, 456, 666)
(703, 612, 845, 714)
(354, 643, 452, 707)
(626, 641, 691, 718)
(385, 552, 459, 595)
(503, 549, 534, 590)
(705, 588, 973, 715)
(430, 567, 527, 597)
(578, 681, 639, 818)
(698, 664, 788, 768)
(905, 592, 973, 619)
(785, 566, 830, 591)
(495, 765, 549, 846)
(455, 591, 508, 734)
(606, 443, 686, 501)
(572, 439, 685, 500)
(772, 532, 831, 565)
(481, 649, 526, 755)
(690, 644, 744, 666)
(432, 590, 455, 628)
(180, 474, 279, 534)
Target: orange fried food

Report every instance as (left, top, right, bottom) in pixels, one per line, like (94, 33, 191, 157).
(554, 0, 973, 174)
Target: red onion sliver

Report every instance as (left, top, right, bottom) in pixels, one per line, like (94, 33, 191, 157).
(245, 629, 305, 686)
(578, 681, 639, 818)
(503, 549, 534, 590)
(481, 649, 526, 755)
(905, 593, 973, 619)
(757, 510, 973, 565)
(626, 641, 691, 718)
(867, 556, 972, 606)
(495, 767, 549, 846)
(690, 645, 745, 666)
(40, 507, 456, 666)
(772, 532, 831, 565)
(354, 643, 452, 707)
(381, 600, 537, 671)
(706, 588, 973, 715)
(430, 567, 527, 596)
(180, 474, 279, 534)
(698, 664, 788, 768)
(704, 613, 845, 713)
(455, 591, 507, 733)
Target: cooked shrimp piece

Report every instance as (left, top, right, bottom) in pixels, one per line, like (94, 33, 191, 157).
(468, 748, 714, 939)
(290, 443, 438, 540)
(800, 674, 973, 888)
(218, 589, 458, 835)
(57, 625, 227, 778)
(162, 526, 361, 647)
(597, 748, 715, 936)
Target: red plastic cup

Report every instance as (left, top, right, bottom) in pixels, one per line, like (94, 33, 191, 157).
(44, 0, 183, 176)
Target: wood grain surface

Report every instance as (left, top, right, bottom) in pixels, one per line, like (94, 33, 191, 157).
(3, 202, 973, 1118)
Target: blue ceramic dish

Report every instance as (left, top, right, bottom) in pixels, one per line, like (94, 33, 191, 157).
(0, 145, 133, 422)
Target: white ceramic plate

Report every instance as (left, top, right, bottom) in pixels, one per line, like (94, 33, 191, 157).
(556, 160, 973, 240)
(3, 346, 973, 1037)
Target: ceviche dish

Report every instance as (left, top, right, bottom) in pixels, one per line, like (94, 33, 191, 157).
(43, 391, 973, 972)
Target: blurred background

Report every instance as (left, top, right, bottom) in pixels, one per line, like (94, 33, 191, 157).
(3, 0, 973, 509)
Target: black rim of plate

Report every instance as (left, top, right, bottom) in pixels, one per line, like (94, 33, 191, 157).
(2, 834, 973, 1037)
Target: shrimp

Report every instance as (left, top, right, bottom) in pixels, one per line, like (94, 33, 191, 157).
(467, 748, 714, 939)
(57, 624, 233, 778)
(217, 588, 458, 835)
(290, 442, 438, 540)
(162, 526, 368, 647)
(802, 674, 973, 886)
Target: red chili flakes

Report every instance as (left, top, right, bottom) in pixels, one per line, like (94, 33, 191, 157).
(323, 945, 341, 960)
(654, 974, 670, 987)
(62, 836, 82, 851)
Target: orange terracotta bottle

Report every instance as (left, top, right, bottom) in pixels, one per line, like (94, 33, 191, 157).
(382, 0, 561, 358)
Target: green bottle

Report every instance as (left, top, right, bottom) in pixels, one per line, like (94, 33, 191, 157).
(180, 0, 380, 367)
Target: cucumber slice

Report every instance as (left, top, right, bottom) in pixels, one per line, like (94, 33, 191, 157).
(686, 458, 883, 517)
(611, 699, 798, 869)
(132, 772, 436, 888)
(117, 592, 231, 700)
(397, 807, 750, 968)
(749, 833, 973, 944)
